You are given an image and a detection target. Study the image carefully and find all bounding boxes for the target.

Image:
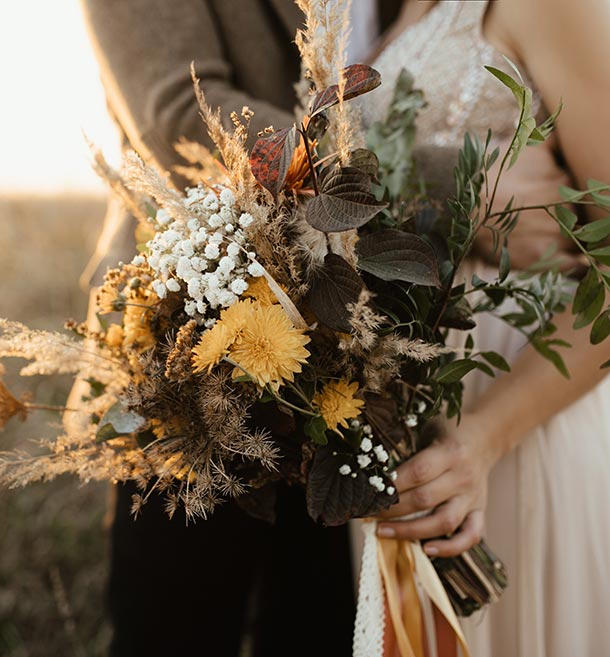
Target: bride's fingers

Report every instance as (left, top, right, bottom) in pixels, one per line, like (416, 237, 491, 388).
(377, 498, 466, 541)
(422, 510, 485, 558)
(378, 472, 458, 519)
(393, 443, 450, 493)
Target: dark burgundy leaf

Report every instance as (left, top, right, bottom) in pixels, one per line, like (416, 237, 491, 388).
(306, 166, 386, 233)
(310, 64, 382, 117)
(363, 393, 409, 451)
(249, 126, 298, 198)
(307, 253, 364, 332)
(348, 148, 380, 182)
(306, 443, 398, 526)
(356, 229, 441, 287)
(437, 296, 477, 330)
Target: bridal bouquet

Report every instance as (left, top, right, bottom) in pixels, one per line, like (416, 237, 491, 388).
(3, 1, 610, 653)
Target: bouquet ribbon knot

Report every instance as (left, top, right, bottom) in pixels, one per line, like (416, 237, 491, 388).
(353, 521, 470, 657)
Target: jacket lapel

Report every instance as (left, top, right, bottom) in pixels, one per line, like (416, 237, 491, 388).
(268, 0, 306, 40)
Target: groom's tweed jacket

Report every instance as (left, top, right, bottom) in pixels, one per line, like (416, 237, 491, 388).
(80, 0, 402, 287)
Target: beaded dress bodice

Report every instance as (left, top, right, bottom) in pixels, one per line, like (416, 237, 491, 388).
(361, 1, 540, 147)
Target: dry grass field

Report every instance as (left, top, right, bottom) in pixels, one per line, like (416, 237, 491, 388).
(0, 195, 111, 657)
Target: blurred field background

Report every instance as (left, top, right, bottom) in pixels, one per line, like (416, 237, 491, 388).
(0, 195, 111, 657)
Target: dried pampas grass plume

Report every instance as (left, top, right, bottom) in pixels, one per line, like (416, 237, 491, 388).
(123, 151, 192, 225)
(295, 0, 344, 93)
(0, 319, 124, 382)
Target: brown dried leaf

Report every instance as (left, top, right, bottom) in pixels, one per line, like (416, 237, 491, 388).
(249, 126, 298, 198)
(309, 64, 382, 117)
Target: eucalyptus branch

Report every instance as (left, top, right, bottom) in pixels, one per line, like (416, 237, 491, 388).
(485, 98, 526, 218)
(543, 208, 610, 294)
(485, 199, 600, 221)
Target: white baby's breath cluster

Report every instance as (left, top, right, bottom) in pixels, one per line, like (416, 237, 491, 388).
(337, 420, 396, 495)
(137, 185, 264, 323)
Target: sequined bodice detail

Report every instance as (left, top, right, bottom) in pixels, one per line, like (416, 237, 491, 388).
(361, 1, 539, 147)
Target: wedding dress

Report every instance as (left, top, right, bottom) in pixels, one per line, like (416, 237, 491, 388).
(358, 2, 610, 655)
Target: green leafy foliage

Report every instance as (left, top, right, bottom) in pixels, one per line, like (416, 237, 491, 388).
(304, 415, 329, 445)
(96, 403, 147, 443)
(435, 359, 478, 384)
(366, 68, 426, 201)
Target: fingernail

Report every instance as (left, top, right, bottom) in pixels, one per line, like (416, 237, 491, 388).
(377, 526, 396, 538)
(424, 545, 439, 556)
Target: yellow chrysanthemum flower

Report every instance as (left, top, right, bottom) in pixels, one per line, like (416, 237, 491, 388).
(192, 322, 235, 373)
(218, 298, 255, 335)
(230, 303, 310, 388)
(313, 379, 365, 431)
(242, 277, 278, 306)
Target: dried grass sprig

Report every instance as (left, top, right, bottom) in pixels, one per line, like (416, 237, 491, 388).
(190, 65, 262, 211)
(87, 138, 150, 226)
(0, 319, 125, 382)
(123, 151, 192, 224)
(173, 137, 231, 187)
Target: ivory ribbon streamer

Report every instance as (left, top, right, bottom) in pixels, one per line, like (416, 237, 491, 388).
(353, 520, 470, 657)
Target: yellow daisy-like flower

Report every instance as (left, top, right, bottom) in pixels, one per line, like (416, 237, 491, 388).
(192, 321, 235, 373)
(242, 277, 278, 306)
(218, 298, 255, 335)
(230, 303, 310, 388)
(313, 379, 365, 431)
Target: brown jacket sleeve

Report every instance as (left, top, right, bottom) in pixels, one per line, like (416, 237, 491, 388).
(81, 0, 296, 174)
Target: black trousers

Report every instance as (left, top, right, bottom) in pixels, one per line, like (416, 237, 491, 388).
(108, 482, 355, 657)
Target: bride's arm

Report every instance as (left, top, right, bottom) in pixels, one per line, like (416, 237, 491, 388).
(377, 0, 610, 555)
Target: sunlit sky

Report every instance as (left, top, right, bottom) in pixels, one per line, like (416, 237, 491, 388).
(0, 1, 121, 193)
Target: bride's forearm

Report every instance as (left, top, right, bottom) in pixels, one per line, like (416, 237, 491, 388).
(474, 307, 610, 458)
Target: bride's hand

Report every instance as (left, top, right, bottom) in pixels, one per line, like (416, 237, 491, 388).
(376, 413, 503, 557)
(475, 137, 584, 272)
